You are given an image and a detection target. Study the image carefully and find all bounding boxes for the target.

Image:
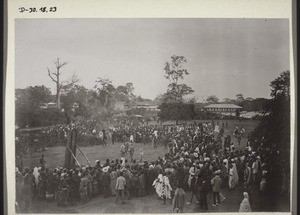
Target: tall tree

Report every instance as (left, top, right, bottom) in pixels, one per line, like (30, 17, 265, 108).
(251, 70, 290, 195)
(125, 82, 134, 96)
(154, 94, 165, 105)
(15, 85, 53, 127)
(223, 98, 233, 103)
(206, 95, 219, 103)
(47, 58, 78, 109)
(236, 93, 244, 102)
(163, 55, 194, 102)
(94, 77, 116, 108)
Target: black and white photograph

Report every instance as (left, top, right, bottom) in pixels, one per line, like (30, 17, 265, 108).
(6, 1, 295, 214)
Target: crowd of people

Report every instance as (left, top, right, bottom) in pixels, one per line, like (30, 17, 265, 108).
(15, 118, 282, 213)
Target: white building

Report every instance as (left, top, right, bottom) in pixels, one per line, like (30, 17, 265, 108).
(204, 103, 242, 113)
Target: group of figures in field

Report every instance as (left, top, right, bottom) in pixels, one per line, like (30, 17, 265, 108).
(15, 118, 288, 213)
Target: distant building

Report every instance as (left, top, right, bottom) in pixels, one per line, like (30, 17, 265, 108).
(204, 103, 242, 114)
(46, 102, 57, 108)
(131, 101, 158, 111)
(194, 103, 206, 111)
(115, 101, 126, 111)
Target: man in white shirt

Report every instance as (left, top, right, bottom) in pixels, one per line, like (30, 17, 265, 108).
(115, 172, 126, 204)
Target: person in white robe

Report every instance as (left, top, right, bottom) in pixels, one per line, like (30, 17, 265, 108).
(228, 165, 235, 189)
(232, 161, 239, 187)
(239, 192, 252, 212)
(153, 173, 172, 204)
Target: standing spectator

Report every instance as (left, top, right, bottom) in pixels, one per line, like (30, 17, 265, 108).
(110, 167, 118, 196)
(260, 170, 267, 193)
(147, 165, 157, 195)
(15, 168, 24, 207)
(243, 162, 251, 188)
(240, 127, 245, 137)
(115, 172, 126, 204)
(123, 166, 132, 200)
(139, 148, 144, 163)
(86, 169, 93, 201)
(38, 168, 47, 199)
(79, 172, 88, 204)
(101, 166, 111, 198)
(211, 170, 222, 206)
(129, 143, 135, 163)
(23, 168, 34, 212)
(232, 160, 239, 187)
(252, 157, 259, 184)
(103, 129, 107, 147)
(199, 176, 209, 211)
(220, 162, 228, 189)
(67, 172, 77, 205)
(99, 130, 103, 145)
(120, 144, 126, 164)
(153, 172, 172, 205)
(112, 130, 116, 145)
(130, 134, 134, 143)
(107, 130, 112, 145)
(138, 169, 146, 197)
(33, 167, 40, 198)
(172, 183, 186, 213)
(239, 192, 252, 212)
(237, 133, 242, 146)
(45, 170, 55, 201)
(186, 172, 199, 205)
(40, 154, 46, 169)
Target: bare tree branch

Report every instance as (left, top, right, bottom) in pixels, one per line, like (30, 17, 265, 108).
(60, 73, 79, 92)
(54, 58, 68, 70)
(47, 68, 57, 83)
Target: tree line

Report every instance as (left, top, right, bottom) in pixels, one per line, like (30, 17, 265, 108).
(15, 57, 287, 127)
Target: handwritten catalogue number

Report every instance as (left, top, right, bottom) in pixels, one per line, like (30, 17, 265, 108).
(19, 7, 57, 13)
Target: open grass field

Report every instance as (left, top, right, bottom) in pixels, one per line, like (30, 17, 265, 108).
(22, 119, 290, 213)
(23, 119, 258, 169)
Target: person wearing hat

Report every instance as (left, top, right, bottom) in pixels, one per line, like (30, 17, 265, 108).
(57, 174, 70, 207)
(95, 160, 100, 167)
(187, 170, 199, 205)
(110, 166, 118, 196)
(211, 170, 222, 206)
(101, 166, 111, 198)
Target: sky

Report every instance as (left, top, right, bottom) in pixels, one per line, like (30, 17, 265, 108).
(15, 18, 290, 101)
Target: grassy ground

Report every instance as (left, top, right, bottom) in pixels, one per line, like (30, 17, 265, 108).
(23, 119, 258, 169)
(23, 119, 290, 213)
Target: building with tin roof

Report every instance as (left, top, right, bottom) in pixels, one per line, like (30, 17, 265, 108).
(204, 103, 242, 114)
